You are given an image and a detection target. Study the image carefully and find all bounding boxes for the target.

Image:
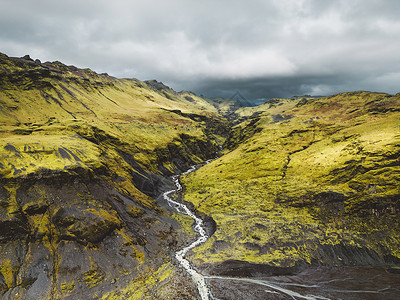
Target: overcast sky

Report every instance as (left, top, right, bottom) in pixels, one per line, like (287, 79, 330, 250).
(1, 0, 400, 101)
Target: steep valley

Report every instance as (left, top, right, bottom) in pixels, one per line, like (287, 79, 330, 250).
(182, 93, 400, 298)
(0, 53, 400, 299)
(0, 53, 226, 299)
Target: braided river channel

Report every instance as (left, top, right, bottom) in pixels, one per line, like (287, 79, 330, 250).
(164, 164, 400, 300)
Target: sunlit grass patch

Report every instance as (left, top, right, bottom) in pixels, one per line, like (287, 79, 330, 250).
(0, 134, 101, 178)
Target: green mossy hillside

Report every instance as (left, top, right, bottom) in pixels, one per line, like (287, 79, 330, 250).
(0, 53, 228, 173)
(182, 91, 400, 269)
(0, 134, 102, 178)
(0, 53, 228, 299)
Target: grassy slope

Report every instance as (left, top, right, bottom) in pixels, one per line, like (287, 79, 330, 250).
(0, 53, 226, 299)
(182, 91, 400, 268)
(0, 53, 225, 174)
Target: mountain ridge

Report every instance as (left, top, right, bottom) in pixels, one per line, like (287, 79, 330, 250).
(0, 52, 228, 299)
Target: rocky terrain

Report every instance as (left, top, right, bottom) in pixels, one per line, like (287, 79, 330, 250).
(0, 53, 227, 299)
(1, 52, 399, 299)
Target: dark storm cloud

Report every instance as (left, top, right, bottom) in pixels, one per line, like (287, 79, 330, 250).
(190, 72, 389, 104)
(1, 0, 400, 100)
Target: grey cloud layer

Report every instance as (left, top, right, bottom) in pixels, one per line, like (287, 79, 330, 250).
(1, 0, 400, 100)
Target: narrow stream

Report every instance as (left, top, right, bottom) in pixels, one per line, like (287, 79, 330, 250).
(164, 163, 334, 300)
(163, 164, 400, 300)
(204, 275, 330, 300)
(163, 164, 212, 300)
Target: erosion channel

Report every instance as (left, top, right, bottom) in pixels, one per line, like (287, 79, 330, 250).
(163, 162, 213, 300)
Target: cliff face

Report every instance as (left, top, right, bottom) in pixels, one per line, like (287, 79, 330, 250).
(0, 53, 228, 299)
(182, 91, 400, 273)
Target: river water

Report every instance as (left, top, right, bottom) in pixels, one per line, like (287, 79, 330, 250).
(163, 164, 212, 300)
(206, 266, 400, 299)
(164, 164, 400, 300)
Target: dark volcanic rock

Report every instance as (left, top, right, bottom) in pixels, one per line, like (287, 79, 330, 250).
(53, 206, 121, 243)
(21, 55, 34, 61)
(313, 243, 385, 266)
(200, 259, 308, 277)
(117, 149, 169, 197)
(145, 80, 174, 92)
(0, 171, 181, 299)
(0, 204, 29, 240)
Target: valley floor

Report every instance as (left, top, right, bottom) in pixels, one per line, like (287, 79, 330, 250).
(177, 92, 400, 299)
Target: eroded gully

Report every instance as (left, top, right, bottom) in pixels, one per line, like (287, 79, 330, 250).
(163, 163, 212, 300)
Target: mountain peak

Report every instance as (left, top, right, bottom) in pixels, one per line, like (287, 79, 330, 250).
(144, 79, 173, 92)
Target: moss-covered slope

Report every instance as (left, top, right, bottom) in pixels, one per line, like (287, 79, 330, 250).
(182, 91, 400, 273)
(0, 53, 228, 299)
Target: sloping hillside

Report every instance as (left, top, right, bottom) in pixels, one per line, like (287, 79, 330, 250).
(183, 91, 400, 272)
(2, 52, 400, 299)
(0, 53, 228, 299)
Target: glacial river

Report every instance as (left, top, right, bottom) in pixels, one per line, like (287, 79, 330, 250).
(163, 164, 212, 300)
(164, 164, 400, 300)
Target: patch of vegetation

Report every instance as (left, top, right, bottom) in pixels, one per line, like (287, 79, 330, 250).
(82, 262, 105, 288)
(60, 281, 75, 292)
(0, 52, 228, 299)
(100, 263, 195, 300)
(183, 91, 400, 267)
